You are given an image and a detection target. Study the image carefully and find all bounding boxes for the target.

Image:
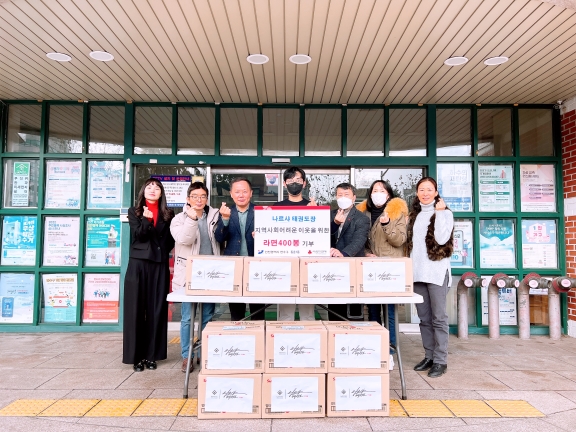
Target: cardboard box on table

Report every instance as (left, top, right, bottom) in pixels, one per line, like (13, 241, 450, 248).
(265, 322, 327, 373)
(356, 257, 414, 297)
(185, 256, 243, 296)
(201, 322, 265, 374)
(324, 322, 390, 373)
(262, 373, 325, 418)
(299, 257, 357, 298)
(243, 257, 300, 297)
(269, 320, 319, 327)
(327, 373, 389, 417)
(198, 372, 262, 419)
(206, 320, 265, 328)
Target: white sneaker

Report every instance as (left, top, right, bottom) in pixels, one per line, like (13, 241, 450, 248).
(389, 354, 394, 371)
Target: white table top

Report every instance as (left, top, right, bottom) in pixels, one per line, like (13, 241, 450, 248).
(167, 289, 423, 304)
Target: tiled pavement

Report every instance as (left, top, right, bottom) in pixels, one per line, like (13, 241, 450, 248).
(0, 331, 576, 431)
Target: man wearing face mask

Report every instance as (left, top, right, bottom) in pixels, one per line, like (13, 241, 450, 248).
(328, 183, 371, 321)
(272, 167, 317, 321)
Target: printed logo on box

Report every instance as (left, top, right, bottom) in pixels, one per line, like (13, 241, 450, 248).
(204, 377, 254, 413)
(207, 335, 256, 370)
(273, 333, 321, 368)
(270, 376, 319, 412)
(362, 261, 406, 292)
(334, 334, 381, 368)
(335, 376, 382, 411)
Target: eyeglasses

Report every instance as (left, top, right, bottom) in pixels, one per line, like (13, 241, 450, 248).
(285, 178, 304, 185)
(189, 195, 207, 200)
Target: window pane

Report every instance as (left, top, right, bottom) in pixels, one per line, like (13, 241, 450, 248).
(479, 164, 514, 212)
(305, 109, 341, 156)
(0, 273, 35, 323)
(520, 164, 556, 212)
(48, 105, 83, 153)
(477, 109, 512, 156)
(3, 159, 40, 208)
(354, 167, 424, 205)
(220, 108, 257, 156)
(452, 219, 474, 268)
(43, 216, 80, 266)
(347, 109, 384, 156)
(89, 106, 124, 154)
(178, 107, 215, 155)
(521, 219, 557, 269)
(263, 108, 299, 156)
(134, 106, 172, 154)
(87, 161, 124, 209)
(45, 160, 82, 209)
(479, 219, 516, 269)
(7, 104, 41, 153)
(210, 171, 281, 208)
(1, 216, 38, 266)
(519, 109, 553, 156)
(389, 109, 426, 156)
(436, 109, 471, 156)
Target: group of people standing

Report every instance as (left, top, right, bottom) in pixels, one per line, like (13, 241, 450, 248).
(122, 167, 454, 379)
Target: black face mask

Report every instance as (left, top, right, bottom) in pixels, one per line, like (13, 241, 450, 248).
(286, 182, 303, 196)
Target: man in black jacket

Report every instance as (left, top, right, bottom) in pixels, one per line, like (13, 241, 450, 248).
(328, 182, 370, 321)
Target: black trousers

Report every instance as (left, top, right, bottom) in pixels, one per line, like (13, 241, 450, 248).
(327, 304, 364, 321)
(123, 258, 169, 364)
(229, 303, 266, 321)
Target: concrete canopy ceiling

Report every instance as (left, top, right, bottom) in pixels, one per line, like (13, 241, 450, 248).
(1, 0, 576, 104)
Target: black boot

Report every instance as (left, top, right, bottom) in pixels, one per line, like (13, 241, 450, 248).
(414, 358, 433, 371)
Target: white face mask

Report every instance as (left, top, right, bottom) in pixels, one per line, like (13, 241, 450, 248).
(337, 197, 353, 210)
(371, 192, 388, 207)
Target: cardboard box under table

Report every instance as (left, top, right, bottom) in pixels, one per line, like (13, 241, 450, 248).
(185, 256, 243, 296)
(356, 257, 413, 297)
(202, 321, 265, 374)
(262, 373, 325, 418)
(325, 322, 390, 373)
(300, 257, 356, 298)
(243, 257, 300, 297)
(198, 372, 262, 419)
(327, 373, 389, 417)
(265, 322, 327, 373)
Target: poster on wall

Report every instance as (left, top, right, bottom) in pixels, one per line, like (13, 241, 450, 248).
(479, 219, 516, 269)
(151, 175, 191, 207)
(1, 216, 37, 266)
(85, 217, 120, 267)
(520, 164, 556, 212)
(437, 164, 473, 211)
(83, 274, 120, 323)
(451, 220, 474, 268)
(11, 161, 30, 207)
(478, 164, 514, 212)
(0, 273, 34, 323)
(521, 219, 558, 268)
(43, 217, 80, 266)
(45, 161, 82, 209)
(87, 161, 123, 209)
(481, 285, 518, 326)
(42, 273, 77, 323)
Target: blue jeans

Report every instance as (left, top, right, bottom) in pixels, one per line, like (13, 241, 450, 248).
(368, 304, 397, 347)
(181, 302, 215, 359)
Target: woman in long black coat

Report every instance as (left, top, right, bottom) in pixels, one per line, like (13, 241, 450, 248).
(123, 178, 175, 371)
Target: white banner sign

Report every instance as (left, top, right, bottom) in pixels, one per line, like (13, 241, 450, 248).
(334, 376, 382, 411)
(254, 206, 331, 256)
(191, 259, 235, 291)
(204, 377, 254, 413)
(207, 334, 256, 370)
(334, 334, 381, 369)
(271, 376, 319, 413)
(248, 261, 292, 292)
(307, 262, 351, 293)
(273, 332, 321, 368)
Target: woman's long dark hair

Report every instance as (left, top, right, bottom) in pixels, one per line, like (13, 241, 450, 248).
(365, 180, 395, 212)
(134, 178, 174, 222)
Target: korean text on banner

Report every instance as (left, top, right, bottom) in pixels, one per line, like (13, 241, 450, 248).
(254, 206, 331, 257)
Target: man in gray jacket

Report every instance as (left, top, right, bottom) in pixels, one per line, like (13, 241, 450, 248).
(170, 182, 221, 372)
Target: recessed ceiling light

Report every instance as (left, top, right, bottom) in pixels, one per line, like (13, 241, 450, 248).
(46, 52, 71, 62)
(246, 54, 269, 64)
(444, 56, 468, 66)
(90, 50, 114, 61)
(289, 54, 312, 65)
(484, 56, 509, 66)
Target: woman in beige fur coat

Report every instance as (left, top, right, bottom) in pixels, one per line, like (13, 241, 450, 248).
(356, 180, 409, 352)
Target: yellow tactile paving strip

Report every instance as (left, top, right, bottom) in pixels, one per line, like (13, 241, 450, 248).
(389, 400, 408, 417)
(486, 400, 546, 417)
(0, 398, 545, 418)
(85, 399, 143, 417)
(132, 398, 186, 416)
(400, 400, 454, 417)
(443, 400, 500, 418)
(168, 337, 180, 344)
(0, 399, 57, 416)
(39, 399, 100, 417)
